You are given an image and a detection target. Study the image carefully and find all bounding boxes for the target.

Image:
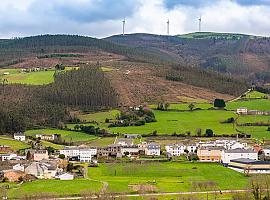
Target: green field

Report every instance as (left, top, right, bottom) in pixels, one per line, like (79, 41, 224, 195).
(108, 110, 237, 135)
(3, 179, 102, 198)
(243, 91, 269, 99)
(40, 140, 64, 150)
(237, 115, 270, 124)
(88, 162, 249, 193)
(226, 99, 270, 111)
(0, 67, 77, 85)
(25, 129, 97, 143)
(0, 136, 30, 151)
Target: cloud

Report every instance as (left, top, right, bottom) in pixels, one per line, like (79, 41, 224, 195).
(0, 0, 269, 38)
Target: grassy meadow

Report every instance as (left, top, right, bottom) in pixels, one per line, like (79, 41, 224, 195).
(108, 110, 237, 135)
(4, 179, 102, 198)
(88, 162, 249, 193)
(0, 68, 71, 85)
(25, 129, 97, 143)
(0, 136, 30, 151)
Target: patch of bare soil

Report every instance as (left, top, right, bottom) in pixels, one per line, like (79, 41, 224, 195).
(107, 62, 234, 106)
(129, 184, 158, 193)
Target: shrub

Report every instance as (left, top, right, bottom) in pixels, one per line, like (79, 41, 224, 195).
(214, 99, 226, 108)
(205, 129, 214, 137)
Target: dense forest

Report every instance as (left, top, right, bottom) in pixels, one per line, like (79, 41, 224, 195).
(0, 35, 172, 67)
(41, 65, 118, 109)
(0, 65, 118, 134)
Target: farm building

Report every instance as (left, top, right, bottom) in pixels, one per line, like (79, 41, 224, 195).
(221, 148, 258, 164)
(228, 158, 270, 174)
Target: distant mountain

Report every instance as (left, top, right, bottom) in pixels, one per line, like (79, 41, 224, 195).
(0, 34, 251, 105)
(106, 32, 270, 84)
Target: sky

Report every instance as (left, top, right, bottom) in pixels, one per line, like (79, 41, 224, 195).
(0, 0, 269, 39)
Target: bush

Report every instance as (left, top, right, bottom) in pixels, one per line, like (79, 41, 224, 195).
(205, 129, 214, 137)
(135, 119, 146, 126)
(214, 99, 226, 108)
(59, 154, 65, 159)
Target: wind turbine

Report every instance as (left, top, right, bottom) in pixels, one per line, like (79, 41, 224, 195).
(198, 15, 202, 32)
(122, 18, 126, 36)
(167, 19, 170, 35)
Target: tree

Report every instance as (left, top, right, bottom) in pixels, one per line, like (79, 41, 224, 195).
(196, 128, 202, 137)
(46, 146, 55, 155)
(59, 154, 65, 159)
(205, 129, 214, 137)
(26, 151, 32, 160)
(188, 103, 195, 111)
(74, 124, 80, 131)
(214, 99, 226, 109)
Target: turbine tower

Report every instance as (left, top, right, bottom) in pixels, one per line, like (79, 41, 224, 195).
(198, 15, 202, 32)
(122, 18, 126, 36)
(167, 19, 170, 35)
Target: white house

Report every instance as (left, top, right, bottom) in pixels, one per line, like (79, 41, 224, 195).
(120, 145, 140, 156)
(56, 173, 74, 180)
(145, 143, 160, 156)
(236, 107, 248, 115)
(13, 164, 25, 172)
(221, 148, 258, 164)
(115, 138, 133, 146)
(79, 149, 93, 162)
(60, 146, 97, 162)
(263, 147, 270, 157)
(165, 143, 185, 156)
(0, 153, 18, 161)
(14, 132, 26, 141)
(186, 144, 197, 153)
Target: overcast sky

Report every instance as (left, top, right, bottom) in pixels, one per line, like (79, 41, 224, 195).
(0, 0, 269, 39)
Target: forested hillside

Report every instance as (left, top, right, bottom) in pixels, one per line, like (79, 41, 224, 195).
(106, 33, 270, 84)
(0, 65, 118, 134)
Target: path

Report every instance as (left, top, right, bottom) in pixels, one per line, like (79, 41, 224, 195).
(228, 89, 251, 102)
(47, 189, 259, 200)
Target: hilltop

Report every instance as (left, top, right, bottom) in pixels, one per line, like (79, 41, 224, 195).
(106, 32, 270, 84)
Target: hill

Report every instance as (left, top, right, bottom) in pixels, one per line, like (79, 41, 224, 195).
(106, 32, 270, 84)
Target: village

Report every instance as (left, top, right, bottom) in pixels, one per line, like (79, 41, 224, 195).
(1, 128, 270, 185)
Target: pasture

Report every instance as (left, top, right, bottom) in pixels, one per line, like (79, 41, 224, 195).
(88, 162, 249, 193)
(0, 136, 30, 151)
(226, 99, 270, 111)
(25, 129, 97, 143)
(109, 110, 237, 135)
(4, 179, 102, 198)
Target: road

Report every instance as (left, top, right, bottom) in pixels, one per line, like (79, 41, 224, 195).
(48, 189, 255, 200)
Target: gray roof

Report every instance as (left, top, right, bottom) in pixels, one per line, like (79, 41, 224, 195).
(224, 148, 256, 153)
(230, 158, 270, 165)
(14, 132, 25, 136)
(147, 143, 160, 149)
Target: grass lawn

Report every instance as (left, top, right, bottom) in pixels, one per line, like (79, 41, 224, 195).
(85, 137, 116, 147)
(40, 140, 64, 150)
(168, 103, 212, 110)
(243, 91, 269, 99)
(25, 129, 97, 143)
(237, 115, 270, 124)
(237, 126, 270, 140)
(108, 110, 237, 135)
(226, 99, 270, 111)
(4, 179, 102, 198)
(0, 67, 75, 85)
(88, 162, 249, 193)
(0, 136, 30, 151)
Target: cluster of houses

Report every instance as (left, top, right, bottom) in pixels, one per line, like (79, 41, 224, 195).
(236, 107, 270, 115)
(2, 131, 270, 183)
(60, 138, 161, 161)
(0, 149, 74, 182)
